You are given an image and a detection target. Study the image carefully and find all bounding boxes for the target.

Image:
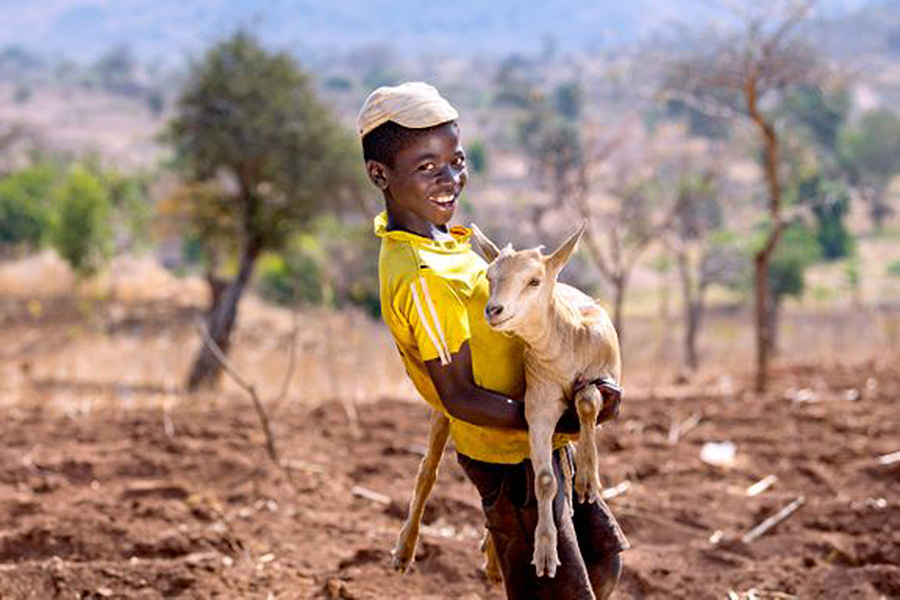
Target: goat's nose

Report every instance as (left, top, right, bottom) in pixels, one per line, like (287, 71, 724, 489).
(485, 303, 504, 319)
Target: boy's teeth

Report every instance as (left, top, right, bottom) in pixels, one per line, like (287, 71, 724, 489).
(431, 195, 454, 205)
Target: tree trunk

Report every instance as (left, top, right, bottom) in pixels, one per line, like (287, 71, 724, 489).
(676, 250, 700, 372)
(187, 237, 262, 391)
(747, 77, 785, 393)
(768, 290, 780, 358)
(612, 273, 627, 344)
(754, 252, 773, 391)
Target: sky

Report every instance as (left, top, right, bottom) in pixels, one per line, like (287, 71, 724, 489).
(0, 0, 878, 64)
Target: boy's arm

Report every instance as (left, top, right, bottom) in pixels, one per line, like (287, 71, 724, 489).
(425, 340, 585, 433)
(425, 340, 528, 430)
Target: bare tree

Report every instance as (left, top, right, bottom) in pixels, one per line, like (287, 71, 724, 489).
(571, 127, 683, 339)
(665, 156, 745, 373)
(663, 0, 824, 391)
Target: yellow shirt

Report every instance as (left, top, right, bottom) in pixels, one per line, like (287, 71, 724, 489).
(375, 212, 571, 464)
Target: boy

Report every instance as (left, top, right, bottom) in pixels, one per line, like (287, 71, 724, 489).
(358, 82, 628, 600)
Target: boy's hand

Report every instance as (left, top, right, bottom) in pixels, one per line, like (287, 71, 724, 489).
(573, 375, 623, 425)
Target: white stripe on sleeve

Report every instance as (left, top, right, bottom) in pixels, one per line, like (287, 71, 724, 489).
(419, 276, 452, 363)
(410, 279, 450, 365)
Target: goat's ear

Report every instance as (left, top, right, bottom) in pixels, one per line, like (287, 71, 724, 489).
(469, 223, 501, 262)
(546, 221, 587, 275)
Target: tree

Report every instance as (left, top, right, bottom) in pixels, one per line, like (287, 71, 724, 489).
(766, 222, 820, 352)
(509, 82, 680, 340)
(574, 151, 680, 339)
(838, 109, 900, 231)
(778, 85, 850, 153)
(664, 1, 823, 391)
(51, 166, 112, 277)
(0, 164, 55, 256)
(169, 32, 363, 390)
(790, 170, 853, 261)
(666, 165, 746, 373)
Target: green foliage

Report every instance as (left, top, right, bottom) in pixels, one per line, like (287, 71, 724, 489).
(790, 171, 854, 261)
(493, 57, 534, 109)
(168, 31, 363, 255)
(466, 140, 488, 175)
(0, 164, 56, 250)
(838, 109, 900, 182)
(838, 109, 900, 227)
(887, 260, 900, 278)
(254, 216, 381, 317)
(769, 222, 820, 301)
(257, 251, 323, 305)
(517, 107, 583, 189)
(554, 82, 583, 122)
(779, 85, 850, 151)
(0, 160, 149, 263)
(51, 166, 112, 276)
(99, 168, 153, 251)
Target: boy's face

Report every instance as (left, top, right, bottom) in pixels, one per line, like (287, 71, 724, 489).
(369, 122, 468, 232)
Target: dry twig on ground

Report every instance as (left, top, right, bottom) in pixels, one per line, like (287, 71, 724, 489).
(741, 496, 805, 543)
(195, 319, 282, 465)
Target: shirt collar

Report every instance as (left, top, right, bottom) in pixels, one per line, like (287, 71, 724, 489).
(373, 211, 472, 253)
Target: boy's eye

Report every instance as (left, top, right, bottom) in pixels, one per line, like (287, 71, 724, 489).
(453, 156, 466, 167)
(418, 162, 435, 171)
(528, 278, 541, 287)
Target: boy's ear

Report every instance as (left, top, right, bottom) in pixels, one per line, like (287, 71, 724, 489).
(366, 160, 389, 190)
(469, 223, 501, 262)
(546, 221, 587, 275)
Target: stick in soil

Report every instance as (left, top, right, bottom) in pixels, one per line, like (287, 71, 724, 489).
(668, 412, 702, 445)
(195, 319, 281, 465)
(877, 450, 900, 466)
(741, 496, 805, 544)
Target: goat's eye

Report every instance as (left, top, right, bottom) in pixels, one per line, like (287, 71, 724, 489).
(528, 278, 541, 287)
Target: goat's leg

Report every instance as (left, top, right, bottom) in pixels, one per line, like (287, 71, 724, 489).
(573, 383, 603, 504)
(392, 410, 451, 572)
(526, 393, 566, 578)
(480, 528, 502, 584)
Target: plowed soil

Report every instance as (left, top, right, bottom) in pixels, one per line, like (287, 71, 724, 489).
(1, 313, 898, 598)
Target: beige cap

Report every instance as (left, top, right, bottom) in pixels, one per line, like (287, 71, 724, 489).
(356, 81, 459, 139)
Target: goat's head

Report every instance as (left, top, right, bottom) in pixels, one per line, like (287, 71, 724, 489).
(470, 222, 586, 333)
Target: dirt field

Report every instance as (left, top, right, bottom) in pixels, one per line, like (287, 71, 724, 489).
(0, 295, 898, 599)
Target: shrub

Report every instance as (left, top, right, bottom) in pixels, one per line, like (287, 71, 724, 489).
(0, 164, 55, 251)
(51, 166, 112, 276)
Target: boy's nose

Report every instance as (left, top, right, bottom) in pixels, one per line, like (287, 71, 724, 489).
(436, 164, 458, 184)
(485, 303, 504, 319)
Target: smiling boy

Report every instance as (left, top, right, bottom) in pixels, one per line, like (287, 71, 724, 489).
(359, 82, 628, 600)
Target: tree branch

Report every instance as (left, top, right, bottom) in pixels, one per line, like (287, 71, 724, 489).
(195, 318, 280, 464)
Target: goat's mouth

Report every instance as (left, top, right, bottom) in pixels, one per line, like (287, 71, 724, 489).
(487, 315, 514, 329)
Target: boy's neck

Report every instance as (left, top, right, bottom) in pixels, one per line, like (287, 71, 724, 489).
(386, 207, 454, 242)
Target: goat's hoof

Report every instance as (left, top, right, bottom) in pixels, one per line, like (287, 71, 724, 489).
(391, 546, 414, 573)
(574, 473, 603, 504)
(531, 540, 560, 578)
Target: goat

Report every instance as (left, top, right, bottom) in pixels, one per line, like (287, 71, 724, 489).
(472, 221, 622, 578)
(391, 222, 620, 581)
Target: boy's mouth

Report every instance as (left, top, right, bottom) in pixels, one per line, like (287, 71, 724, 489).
(428, 193, 457, 210)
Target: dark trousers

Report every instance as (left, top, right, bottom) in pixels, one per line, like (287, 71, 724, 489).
(458, 447, 629, 600)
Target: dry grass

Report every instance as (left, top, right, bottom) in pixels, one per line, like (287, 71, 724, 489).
(0, 250, 895, 417)
(0, 252, 414, 417)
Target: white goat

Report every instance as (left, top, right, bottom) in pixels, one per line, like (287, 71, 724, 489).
(472, 222, 622, 578)
(391, 222, 620, 582)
